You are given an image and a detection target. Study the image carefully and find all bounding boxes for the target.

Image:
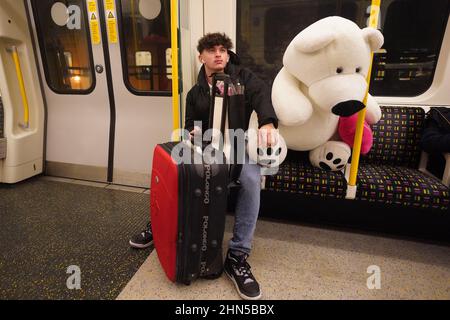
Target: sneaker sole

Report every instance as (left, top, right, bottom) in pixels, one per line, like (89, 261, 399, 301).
(129, 240, 154, 249)
(224, 268, 262, 300)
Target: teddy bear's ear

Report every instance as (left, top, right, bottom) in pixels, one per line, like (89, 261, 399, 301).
(362, 27, 384, 51)
(293, 30, 335, 53)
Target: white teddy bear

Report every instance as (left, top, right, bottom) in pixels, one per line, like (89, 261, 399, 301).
(248, 16, 384, 171)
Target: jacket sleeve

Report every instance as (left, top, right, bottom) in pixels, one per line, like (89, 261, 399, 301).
(184, 90, 196, 133)
(420, 126, 450, 153)
(243, 69, 279, 129)
(420, 114, 450, 153)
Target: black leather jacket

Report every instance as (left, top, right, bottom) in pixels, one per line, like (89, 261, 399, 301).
(184, 51, 278, 134)
(421, 107, 450, 153)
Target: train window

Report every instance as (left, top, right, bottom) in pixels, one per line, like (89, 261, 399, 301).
(237, 0, 450, 97)
(117, 0, 172, 95)
(31, 0, 95, 94)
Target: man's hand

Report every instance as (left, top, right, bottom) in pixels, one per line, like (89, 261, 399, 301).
(189, 126, 202, 140)
(258, 123, 278, 147)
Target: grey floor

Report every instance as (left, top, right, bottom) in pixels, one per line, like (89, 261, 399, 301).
(0, 176, 150, 299)
(1, 176, 449, 300)
(118, 215, 450, 300)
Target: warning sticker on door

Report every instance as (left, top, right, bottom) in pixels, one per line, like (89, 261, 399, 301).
(87, 0, 100, 44)
(105, 0, 115, 11)
(106, 10, 118, 44)
(87, 0, 97, 13)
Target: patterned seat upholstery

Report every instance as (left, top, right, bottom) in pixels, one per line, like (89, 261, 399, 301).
(356, 164, 449, 210)
(265, 106, 450, 210)
(362, 106, 425, 168)
(265, 154, 347, 199)
(357, 106, 448, 209)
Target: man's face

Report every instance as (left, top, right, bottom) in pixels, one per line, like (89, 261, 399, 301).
(199, 45, 229, 72)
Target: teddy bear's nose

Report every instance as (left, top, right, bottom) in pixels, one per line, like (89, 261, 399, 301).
(332, 100, 365, 116)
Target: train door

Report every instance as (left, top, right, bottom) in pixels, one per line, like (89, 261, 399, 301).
(0, 0, 45, 184)
(28, 0, 173, 187)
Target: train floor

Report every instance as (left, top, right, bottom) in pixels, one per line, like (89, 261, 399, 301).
(0, 176, 449, 300)
(0, 176, 150, 299)
(119, 216, 450, 300)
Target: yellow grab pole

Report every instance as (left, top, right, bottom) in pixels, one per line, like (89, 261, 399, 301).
(8, 46, 30, 129)
(170, 0, 181, 141)
(346, 0, 381, 199)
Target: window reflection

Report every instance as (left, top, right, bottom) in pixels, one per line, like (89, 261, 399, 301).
(119, 0, 172, 94)
(32, 0, 94, 93)
(237, 0, 450, 97)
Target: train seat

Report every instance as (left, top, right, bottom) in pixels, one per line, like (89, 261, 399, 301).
(266, 106, 449, 210)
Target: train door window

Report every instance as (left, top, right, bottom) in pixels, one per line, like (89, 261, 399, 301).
(117, 0, 172, 95)
(237, 0, 450, 97)
(31, 0, 95, 94)
(371, 0, 450, 96)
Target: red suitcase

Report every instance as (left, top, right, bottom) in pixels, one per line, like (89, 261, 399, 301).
(151, 73, 236, 284)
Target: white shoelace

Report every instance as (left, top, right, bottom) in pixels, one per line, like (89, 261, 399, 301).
(233, 265, 255, 284)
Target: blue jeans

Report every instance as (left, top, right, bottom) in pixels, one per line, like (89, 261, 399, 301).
(228, 161, 261, 255)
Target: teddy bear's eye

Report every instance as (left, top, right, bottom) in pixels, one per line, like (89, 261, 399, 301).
(356, 67, 361, 73)
(336, 67, 343, 74)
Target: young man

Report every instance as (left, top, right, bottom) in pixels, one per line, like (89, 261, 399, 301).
(130, 33, 278, 300)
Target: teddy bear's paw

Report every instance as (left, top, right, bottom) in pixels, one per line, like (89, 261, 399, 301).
(309, 141, 351, 171)
(247, 130, 288, 173)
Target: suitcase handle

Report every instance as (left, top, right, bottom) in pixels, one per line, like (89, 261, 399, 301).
(209, 72, 231, 139)
(209, 73, 243, 188)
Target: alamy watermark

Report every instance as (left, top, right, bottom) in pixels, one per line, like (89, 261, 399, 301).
(51, 3, 81, 30)
(66, 265, 81, 290)
(170, 121, 285, 175)
(366, 265, 381, 290)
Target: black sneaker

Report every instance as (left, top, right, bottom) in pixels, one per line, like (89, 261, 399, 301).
(129, 222, 153, 249)
(224, 250, 261, 300)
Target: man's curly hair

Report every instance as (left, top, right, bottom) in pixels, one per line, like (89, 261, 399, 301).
(197, 33, 233, 53)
